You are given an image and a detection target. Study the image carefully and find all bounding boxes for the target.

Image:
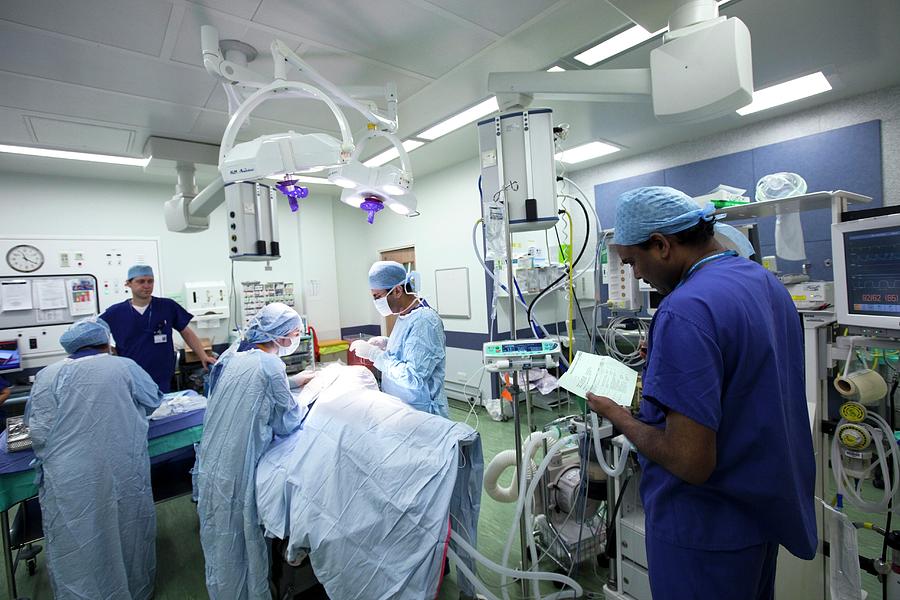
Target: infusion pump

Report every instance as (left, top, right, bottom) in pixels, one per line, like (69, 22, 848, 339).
(483, 338, 560, 372)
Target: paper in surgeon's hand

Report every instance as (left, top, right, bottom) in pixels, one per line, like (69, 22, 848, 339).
(557, 351, 638, 407)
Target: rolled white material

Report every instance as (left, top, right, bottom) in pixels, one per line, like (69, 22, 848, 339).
(834, 369, 888, 406)
(775, 210, 807, 261)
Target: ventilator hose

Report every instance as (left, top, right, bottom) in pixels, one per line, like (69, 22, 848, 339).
(448, 534, 583, 600)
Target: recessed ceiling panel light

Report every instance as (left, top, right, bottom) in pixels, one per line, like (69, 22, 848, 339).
(554, 141, 621, 164)
(0, 144, 151, 167)
(417, 97, 499, 141)
(736, 72, 831, 116)
(363, 140, 425, 167)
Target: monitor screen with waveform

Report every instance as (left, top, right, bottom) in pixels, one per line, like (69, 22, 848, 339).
(844, 225, 900, 317)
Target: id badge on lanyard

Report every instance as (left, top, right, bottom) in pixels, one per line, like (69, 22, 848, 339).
(153, 318, 169, 344)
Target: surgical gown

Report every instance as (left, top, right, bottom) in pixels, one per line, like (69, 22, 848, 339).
(197, 346, 303, 600)
(374, 306, 448, 417)
(25, 350, 163, 600)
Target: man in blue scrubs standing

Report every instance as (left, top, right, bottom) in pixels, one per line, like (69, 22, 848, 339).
(587, 187, 816, 600)
(101, 265, 216, 392)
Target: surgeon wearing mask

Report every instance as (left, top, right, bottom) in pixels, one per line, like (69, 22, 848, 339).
(585, 187, 816, 600)
(350, 261, 448, 417)
(26, 318, 163, 600)
(197, 302, 313, 600)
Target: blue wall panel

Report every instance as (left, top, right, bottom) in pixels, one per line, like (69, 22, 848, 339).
(594, 171, 665, 231)
(592, 121, 884, 282)
(664, 151, 755, 199)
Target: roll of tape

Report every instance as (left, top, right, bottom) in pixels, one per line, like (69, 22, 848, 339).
(834, 369, 888, 406)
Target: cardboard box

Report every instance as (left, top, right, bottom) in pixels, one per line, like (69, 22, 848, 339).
(185, 338, 213, 363)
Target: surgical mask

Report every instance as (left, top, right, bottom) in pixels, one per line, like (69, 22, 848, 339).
(276, 335, 302, 357)
(374, 295, 394, 317)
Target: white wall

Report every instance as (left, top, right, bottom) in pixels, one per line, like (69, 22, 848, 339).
(0, 172, 343, 343)
(568, 85, 900, 206)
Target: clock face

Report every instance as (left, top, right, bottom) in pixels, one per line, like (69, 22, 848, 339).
(6, 244, 44, 273)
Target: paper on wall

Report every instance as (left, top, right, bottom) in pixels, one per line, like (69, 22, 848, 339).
(34, 279, 68, 309)
(1, 280, 33, 311)
(557, 351, 638, 407)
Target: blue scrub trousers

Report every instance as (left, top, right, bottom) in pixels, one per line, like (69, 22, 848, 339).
(646, 536, 778, 600)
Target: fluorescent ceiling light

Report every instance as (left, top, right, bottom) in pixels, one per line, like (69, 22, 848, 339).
(0, 144, 151, 167)
(736, 72, 831, 116)
(574, 25, 664, 66)
(555, 141, 620, 164)
(573, 0, 733, 67)
(363, 140, 424, 168)
(547, 65, 566, 72)
(417, 97, 499, 141)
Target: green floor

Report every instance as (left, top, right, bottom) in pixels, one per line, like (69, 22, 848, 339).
(5, 400, 887, 600)
(2, 400, 605, 600)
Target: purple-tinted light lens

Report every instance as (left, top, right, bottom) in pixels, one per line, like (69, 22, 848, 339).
(276, 179, 309, 212)
(360, 198, 384, 224)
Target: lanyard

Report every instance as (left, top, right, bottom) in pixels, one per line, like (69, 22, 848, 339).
(675, 250, 737, 290)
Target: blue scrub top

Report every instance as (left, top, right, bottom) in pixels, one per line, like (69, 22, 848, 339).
(637, 255, 817, 559)
(100, 297, 193, 393)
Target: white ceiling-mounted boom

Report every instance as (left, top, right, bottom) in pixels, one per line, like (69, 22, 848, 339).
(488, 0, 753, 123)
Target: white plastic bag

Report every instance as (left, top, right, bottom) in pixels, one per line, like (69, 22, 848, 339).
(822, 502, 863, 600)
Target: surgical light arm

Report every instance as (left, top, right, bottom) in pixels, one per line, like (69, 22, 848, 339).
(270, 39, 398, 132)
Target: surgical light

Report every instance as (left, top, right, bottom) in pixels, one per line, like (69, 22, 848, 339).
(417, 97, 500, 141)
(221, 132, 345, 185)
(736, 72, 831, 116)
(0, 144, 151, 167)
(332, 159, 417, 223)
(364, 140, 424, 168)
(274, 179, 309, 212)
(555, 141, 620, 164)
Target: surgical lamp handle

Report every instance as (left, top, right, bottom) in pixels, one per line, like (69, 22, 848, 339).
(219, 81, 355, 165)
(271, 40, 398, 133)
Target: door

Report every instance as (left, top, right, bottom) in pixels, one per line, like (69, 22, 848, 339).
(379, 247, 415, 336)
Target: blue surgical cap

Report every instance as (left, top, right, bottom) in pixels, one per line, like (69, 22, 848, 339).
(368, 261, 409, 290)
(613, 186, 716, 246)
(60, 319, 111, 354)
(244, 302, 301, 344)
(127, 264, 154, 280)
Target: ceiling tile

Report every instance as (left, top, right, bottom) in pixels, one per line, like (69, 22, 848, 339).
(252, 0, 496, 78)
(422, 0, 557, 35)
(0, 22, 217, 106)
(0, 107, 34, 145)
(26, 116, 135, 154)
(0, 72, 202, 134)
(189, 0, 264, 20)
(0, 0, 172, 56)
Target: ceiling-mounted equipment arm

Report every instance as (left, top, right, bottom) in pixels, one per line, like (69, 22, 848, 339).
(487, 0, 752, 122)
(201, 25, 268, 89)
(351, 130, 412, 175)
(271, 40, 398, 132)
(488, 69, 652, 110)
(219, 80, 355, 165)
